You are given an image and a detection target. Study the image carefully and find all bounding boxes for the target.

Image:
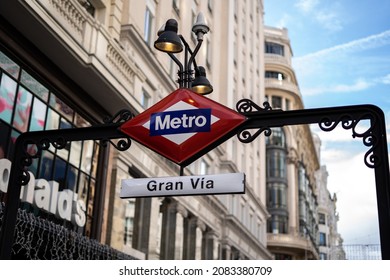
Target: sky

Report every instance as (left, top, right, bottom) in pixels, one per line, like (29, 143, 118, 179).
(264, 0, 390, 246)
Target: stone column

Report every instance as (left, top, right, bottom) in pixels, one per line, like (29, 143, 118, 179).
(175, 204, 187, 259)
(221, 243, 232, 260)
(182, 216, 197, 259)
(159, 199, 177, 259)
(196, 220, 206, 260)
(202, 229, 219, 260)
(131, 198, 151, 258)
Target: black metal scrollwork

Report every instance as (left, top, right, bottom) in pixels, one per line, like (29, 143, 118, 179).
(16, 110, 134, 185)
(236, 99, 273, 143)
(103, 109, 133, 124)
(319, 113, 379, 168)
(102, 109, 133, 151)
(236, 99, 272, 114)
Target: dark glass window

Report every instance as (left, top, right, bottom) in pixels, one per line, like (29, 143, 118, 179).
(267, 215, 288, 234)
(265, 71, 285, 80)
(319, 232, 327, 246)
(267, 149, 286, 178)
(267, 182, 287, 209)
(319, 213, 326, 225)
(0, 50, 99, 235)
(265, 42, 284, 56)
(271, 96, 282, 109)
(266, 127, 285, 147)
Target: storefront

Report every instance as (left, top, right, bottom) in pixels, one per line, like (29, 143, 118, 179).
(0, 15, 134, 259)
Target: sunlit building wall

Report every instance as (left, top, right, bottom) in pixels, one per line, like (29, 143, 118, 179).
(0, 0, 271, 259)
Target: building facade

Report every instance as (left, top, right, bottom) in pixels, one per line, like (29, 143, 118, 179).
(0, 0, 271, 260)
(0, 0, 343, 260)
(264, 26, 318, 259)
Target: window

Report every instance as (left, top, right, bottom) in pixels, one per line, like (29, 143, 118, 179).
(266, 127, 285, 147)
(265, 42, 284, 56)
(271, 96, 282, 109)
(144, 7, 154, 45)
(267, 182, 287, 209)
(285, 99, 291, 111)
(319, 232, 327, 246)
(275, 254, 292, 260)
(141, 88, 151, 109)
(319, 213, 326, 225)
(267, 150, 286, 178)
(124, 200, 135, 245)
(267, 215, 288, 234)
(265, 71, 285, 81)
(200, 159, 209, 175)
(79, 0, 95, 16)
(320, 253, 327, 260)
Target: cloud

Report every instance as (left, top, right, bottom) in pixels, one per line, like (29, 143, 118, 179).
(302, 78, 373, 96)
(295, 30, 390, 62)
(381, 74, 390, 84)
(295, 0, 319, 13)
(274, 13, 292, 28)
(320, 150, 380, 244)
(295, 0, 342, 32)
(315, 10, 343, 32)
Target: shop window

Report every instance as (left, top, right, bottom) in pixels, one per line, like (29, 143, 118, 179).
(0, 50, 99, 235)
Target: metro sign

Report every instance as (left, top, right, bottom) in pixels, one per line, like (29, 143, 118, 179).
(120, 89, 246, 165)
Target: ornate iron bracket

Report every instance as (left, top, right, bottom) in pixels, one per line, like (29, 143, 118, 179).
(236, 99, 274, 143)
(234, 100, 390, 259)
(318, 113, 379, 168)
(236, 100, 384, 170)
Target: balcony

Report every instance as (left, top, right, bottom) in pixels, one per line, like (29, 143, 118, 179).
(265, 78, 302, 98)
(264, 53, 291, 67)
(267, 232, 319, 259)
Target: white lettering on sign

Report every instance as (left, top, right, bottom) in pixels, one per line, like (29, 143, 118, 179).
(150, 108, 211, 136)
(143, 101, 220, 145)
(0, 158, 86, 227)
(120, 173, 245, 198)
(154, 114, 207, 130)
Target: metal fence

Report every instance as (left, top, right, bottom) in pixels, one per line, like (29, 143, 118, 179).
(0, 202, 136, 260)
(343, 244, 381, 260)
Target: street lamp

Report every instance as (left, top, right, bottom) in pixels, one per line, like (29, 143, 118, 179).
(154, 13, 213, 95)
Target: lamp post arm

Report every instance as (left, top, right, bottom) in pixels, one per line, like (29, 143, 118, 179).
(187, 39, 203, 87)
(168, 53, 184, 87)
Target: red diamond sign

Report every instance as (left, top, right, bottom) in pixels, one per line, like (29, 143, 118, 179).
(120, 89, 245, 165)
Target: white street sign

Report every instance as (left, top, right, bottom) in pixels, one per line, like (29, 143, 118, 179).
(120, 173, 245, 198)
